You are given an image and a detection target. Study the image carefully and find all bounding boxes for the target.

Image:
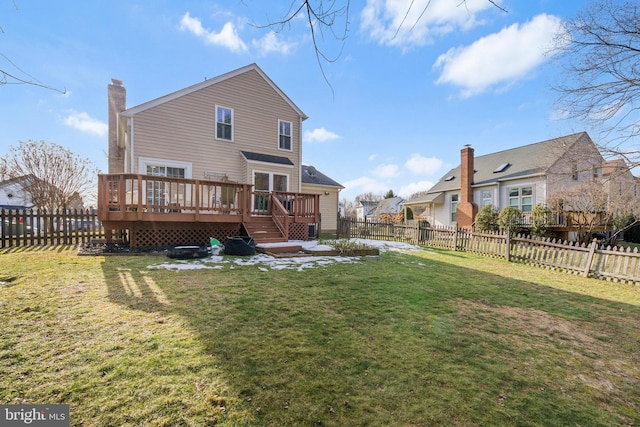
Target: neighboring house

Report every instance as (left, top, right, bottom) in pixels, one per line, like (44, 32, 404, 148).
(102, 63, 342, 246)
(368, 197, 405, 221)
(403, 132, 637, 239)
(301, 165, 344, 234)
(356, 200, 378, 220)
(0, 176, 34, 210)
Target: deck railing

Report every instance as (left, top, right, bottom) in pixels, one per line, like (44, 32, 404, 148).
(97, 174, 319, 224)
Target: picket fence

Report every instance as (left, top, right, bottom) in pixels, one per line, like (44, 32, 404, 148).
(0, 208, 105, 248)
(337, 217, 640, 285)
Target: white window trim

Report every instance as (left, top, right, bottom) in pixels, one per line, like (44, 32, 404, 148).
(278, 119, 293, 152)
(252, 169, 290, 192)
(215, 105, 234, 142)
(508, 186, 534, 212)
(450, 193, 459, 223)
(138, 157, 193, 178)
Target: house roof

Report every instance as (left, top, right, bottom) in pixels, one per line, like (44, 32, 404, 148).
(120, 63, 308, 120)
(369, 197, 404, 216)
(241, 151, 294, 166)
(301, 165, 344, 188)
(422, 132, 591, 198)
(0, 175, 35, 189)
(358, 200, 378, 208)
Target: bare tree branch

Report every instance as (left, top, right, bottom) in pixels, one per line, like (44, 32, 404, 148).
(552, 0, 640, 166)
(2, 140, 98, 211)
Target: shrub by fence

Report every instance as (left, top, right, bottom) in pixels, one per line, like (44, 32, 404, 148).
(338, 217, 640, 285)
(1, 208, 104, 248)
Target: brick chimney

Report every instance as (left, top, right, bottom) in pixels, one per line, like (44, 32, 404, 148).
(456, 144, 478, 230)
(108, 79, 126, 173)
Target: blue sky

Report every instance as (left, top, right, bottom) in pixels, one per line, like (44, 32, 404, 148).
(1, 0, 591, 201)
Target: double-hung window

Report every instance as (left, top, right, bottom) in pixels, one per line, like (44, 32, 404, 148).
(216, 106, 233, 141)
(279, 120, 292, 151)
(509, 186, 533, 212)
(481, 190, 493, 207)
(451, 194, 459, 223)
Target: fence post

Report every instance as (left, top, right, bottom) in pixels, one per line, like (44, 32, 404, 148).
(583, 240, 598, 277)
(505, 231, 511, 262)
(453, 228, 458, 251)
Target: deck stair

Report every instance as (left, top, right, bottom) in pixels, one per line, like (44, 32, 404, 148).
(242, 216, 286, 244)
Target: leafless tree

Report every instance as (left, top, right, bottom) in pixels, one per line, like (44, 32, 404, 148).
(2, 140, 98, 212)
(552, 0, 640, 166)
(546, 167, 640, 244)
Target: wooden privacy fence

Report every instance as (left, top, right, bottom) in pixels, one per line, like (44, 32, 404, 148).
(1, 208, 105, 248)
(337, 217, 640, 285)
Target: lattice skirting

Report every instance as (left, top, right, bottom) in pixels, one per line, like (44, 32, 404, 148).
(288, 223, 309, 241)
(129, 222, 242, 248)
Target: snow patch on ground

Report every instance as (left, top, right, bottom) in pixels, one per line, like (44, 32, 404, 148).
(147, 239, 422, 271)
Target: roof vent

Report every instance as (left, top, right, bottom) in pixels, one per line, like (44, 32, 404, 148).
(307, 166, 317, 176)
(493, 163, 511, 173)
(444, 175, 455, 182)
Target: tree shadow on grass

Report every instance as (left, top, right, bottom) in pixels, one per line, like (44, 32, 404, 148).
(100, 250, 640, 426)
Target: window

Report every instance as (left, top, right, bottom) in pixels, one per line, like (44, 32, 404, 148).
(571, 161, 578, 180)
(279, 120, 292, 151)
(216, 106, 233, 141)
(493, 163, 510, 173)
(509, 186, 533, 212)
(481, 190, 493, 206)
(253, 171, 289, 212)
(593, 164, 600, 179)
(146, 165, 186, 210)
(451, 194, 459, 223)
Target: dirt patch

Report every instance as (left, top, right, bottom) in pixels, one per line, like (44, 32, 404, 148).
(454, 299, 640, 397)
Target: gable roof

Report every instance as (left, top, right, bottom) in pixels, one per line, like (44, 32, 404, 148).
(121, 63, 307, 120)
(0, 175, 35, 190)
(301, 165, 344, 188)
(422, 132, 591, 199)
(369, 197, 405, 217)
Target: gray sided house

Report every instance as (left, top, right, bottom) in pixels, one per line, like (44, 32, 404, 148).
(404, 132, 637, 239)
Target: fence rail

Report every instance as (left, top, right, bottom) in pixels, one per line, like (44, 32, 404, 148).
(1, 208, 104, 248)
(338, 217, 640, 285)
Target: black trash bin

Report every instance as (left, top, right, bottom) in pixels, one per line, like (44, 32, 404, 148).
(224, 236, 256, 256)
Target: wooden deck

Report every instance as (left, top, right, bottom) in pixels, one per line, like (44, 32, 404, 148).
(97, 174, 320, 247)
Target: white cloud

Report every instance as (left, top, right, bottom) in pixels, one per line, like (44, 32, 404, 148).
(360, 0, 496, 50)
(179, 12, 248, 53)
(373, 163, 400, 178)
(342, 176, 389, 195)
(63, 111, 107, 137)
(303, 127, 340, 143)
(405, 153, 443, 175)
(398, 180, 435, 198)
(368, 154, 378, 161)
(434, 14, 563, 97)
(251, 31, 296, 55)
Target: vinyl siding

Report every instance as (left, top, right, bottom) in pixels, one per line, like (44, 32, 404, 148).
(301, 183, 341, 232)
(129, 69, 301, 190)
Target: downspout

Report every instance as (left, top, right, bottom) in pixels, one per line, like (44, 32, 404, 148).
(129, 117, 135, 173)
(298, 116, 303, 192)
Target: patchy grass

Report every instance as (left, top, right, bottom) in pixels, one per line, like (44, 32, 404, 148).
(0, 246, 639, 426)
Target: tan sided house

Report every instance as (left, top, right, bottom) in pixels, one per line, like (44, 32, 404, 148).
(403, 132, 639, 241)
(99, 63, 342, 248)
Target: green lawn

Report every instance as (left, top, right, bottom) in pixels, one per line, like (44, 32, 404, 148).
(1, 246, 639, 426)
